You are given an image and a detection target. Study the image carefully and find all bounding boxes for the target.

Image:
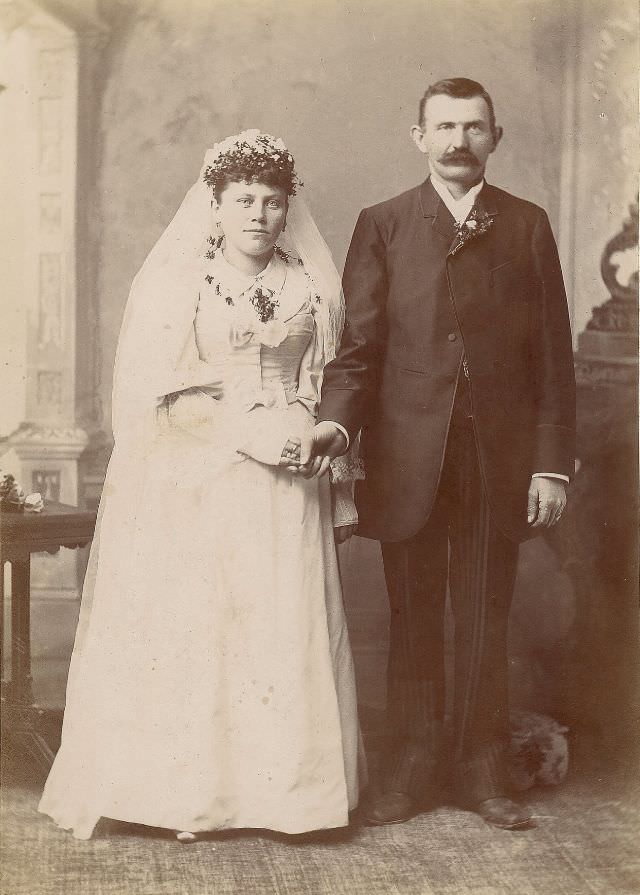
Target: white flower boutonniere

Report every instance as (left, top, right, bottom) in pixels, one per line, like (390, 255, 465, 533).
(450, 208, 494, 256)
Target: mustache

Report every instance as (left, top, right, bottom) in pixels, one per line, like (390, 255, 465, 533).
(441, 151, 479, 165)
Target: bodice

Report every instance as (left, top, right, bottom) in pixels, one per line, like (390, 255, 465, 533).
(194, 250, 318, 411)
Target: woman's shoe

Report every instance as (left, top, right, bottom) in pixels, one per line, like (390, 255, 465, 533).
(175, 831, 200, 843)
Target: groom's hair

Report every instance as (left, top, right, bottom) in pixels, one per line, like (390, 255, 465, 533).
(419, 78, 497, 134)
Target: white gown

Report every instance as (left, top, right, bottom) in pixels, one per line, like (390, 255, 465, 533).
(38, 252, 365, 839)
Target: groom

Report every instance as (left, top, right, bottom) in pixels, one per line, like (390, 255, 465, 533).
(304, 78, 576, 829)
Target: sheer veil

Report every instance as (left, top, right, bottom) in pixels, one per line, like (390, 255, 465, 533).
(73, 140, 345, 651)
(112, 149, 344, 449)
(283, 197, 345, 365)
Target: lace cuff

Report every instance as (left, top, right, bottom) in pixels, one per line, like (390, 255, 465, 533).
(329, 449, 365, 484)
(332, 480, 358, 528)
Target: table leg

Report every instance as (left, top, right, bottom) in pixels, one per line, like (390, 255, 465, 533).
(1, 557, 4, 683)
(10, 558, 34, 705)
(1, 557, 55, 772)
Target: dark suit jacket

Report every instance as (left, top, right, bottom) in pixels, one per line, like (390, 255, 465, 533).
(318, 178, 576, 543)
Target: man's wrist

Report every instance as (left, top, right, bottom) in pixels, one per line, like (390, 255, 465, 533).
(532, 473, 569, 484)
(324, 420, 350, 452)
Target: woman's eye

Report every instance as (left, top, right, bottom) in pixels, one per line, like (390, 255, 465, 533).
(268, 201, 282, 209)
(238, 198, 252, 206)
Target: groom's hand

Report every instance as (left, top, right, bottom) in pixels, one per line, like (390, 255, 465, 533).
(527, 477, 567, 529)
(297, 422, 347, 479)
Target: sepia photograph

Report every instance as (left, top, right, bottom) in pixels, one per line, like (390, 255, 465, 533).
(1, 1, 638, 893)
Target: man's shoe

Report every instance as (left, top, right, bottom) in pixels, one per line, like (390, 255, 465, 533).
(473, 797, 535, 831)
(362, 791, 417, 826)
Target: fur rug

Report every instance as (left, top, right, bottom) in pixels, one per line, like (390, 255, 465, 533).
(508, 711, 569, 790)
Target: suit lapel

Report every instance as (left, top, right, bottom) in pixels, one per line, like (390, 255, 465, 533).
(419, 178, 457, 243)
(473, 182, 500, 219)
(447, 182, 512, 270)
(419, 178, 505, 255)
(446, 182, 519, 326)
(415, 179, 516, 314)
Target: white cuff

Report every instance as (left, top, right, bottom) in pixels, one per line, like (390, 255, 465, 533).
(532, 473, 570, 484)
(325, 420, 350, 451)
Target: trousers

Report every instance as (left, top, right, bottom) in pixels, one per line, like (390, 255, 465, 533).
(381, 412, 519, 804)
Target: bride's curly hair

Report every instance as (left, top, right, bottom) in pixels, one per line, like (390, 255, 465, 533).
(202, 131, 300, 202)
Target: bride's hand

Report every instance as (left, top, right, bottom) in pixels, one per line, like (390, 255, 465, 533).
(280, 436, 302, 467)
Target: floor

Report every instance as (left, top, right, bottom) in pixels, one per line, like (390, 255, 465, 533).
(2, 717, 638, 895)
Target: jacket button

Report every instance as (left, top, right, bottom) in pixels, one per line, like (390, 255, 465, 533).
(448, 332, 457, 342)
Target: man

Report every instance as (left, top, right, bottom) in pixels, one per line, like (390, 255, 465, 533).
(303, 78, 576, 829)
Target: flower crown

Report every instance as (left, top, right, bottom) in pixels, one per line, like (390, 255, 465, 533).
(202, 129, 300, 197)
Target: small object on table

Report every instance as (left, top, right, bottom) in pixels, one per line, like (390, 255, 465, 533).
(0, 472, 44, 514)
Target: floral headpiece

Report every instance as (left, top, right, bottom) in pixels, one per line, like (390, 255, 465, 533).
(202, 129, 300, 197)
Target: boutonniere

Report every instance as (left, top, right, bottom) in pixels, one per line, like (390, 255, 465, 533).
(449, 208, 494, 256)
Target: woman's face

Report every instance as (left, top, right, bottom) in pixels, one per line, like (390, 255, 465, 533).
(214, 180, 288, 261)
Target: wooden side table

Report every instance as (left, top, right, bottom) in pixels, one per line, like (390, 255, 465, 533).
(1, 501, 96, 771)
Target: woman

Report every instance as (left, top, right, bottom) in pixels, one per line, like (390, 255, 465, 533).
(39, 131, 365, 840)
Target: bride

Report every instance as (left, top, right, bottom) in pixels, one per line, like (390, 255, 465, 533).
(39, 131, 366, 840)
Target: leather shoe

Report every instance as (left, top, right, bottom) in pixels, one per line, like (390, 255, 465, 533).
(362, 781, 444, 826)
(473, 797, 535, 830)
(362, 791, 417, 826)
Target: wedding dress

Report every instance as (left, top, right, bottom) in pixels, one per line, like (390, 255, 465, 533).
(38, 250, 365, 839)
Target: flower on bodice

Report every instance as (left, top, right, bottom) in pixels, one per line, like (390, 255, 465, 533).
(449, 208, 494, 256)
(250, 285, 279, 323)
(203, 250, 289, 348)
(229, 317, 288, 349)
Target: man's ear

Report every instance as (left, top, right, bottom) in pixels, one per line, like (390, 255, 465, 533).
(410, 125, 427, 154)
(491, 125, 503, 152)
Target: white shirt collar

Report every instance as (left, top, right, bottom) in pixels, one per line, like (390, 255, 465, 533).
(428, 172, 485, 224)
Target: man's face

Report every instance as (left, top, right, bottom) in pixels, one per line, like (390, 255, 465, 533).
(412, 94, 501, 189)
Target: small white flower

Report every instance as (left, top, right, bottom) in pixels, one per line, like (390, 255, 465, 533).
(466, 220, 478, 230)
(24, 492, 44, 513)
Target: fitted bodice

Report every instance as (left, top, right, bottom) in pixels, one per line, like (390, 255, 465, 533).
(193, 250, 320, 412)
(195, 301, 314, 400)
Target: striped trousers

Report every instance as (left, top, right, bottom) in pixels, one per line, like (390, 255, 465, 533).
(381, 413, 519, 804)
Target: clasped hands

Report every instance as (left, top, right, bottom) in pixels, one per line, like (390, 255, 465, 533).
(279, 421, 346, 476)
(280, 422, 567, 531)
(279, 423, 354, 543)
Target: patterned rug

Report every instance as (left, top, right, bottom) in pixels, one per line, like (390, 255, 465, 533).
(2, 756, 638, 895)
